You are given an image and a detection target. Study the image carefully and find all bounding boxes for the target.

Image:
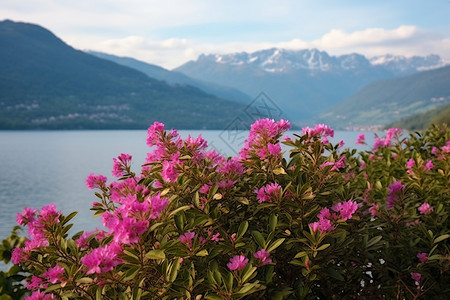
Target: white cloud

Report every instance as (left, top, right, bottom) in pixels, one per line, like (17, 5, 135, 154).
(68, 25, 450, 69)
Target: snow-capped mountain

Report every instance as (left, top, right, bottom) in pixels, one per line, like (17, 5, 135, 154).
(192, 48, 446, 75)
(175, 48, 448, 127)
(369, 54, 446, 73)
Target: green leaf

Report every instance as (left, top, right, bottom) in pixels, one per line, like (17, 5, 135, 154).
(326, 268, 345, 281)
(367, 236, 383, 248)
(266, 238, 285, 252)
(145, 249, 165, 260)
(76, 277, 94, 284)
(268, 214, 277, 233)
(169, 205, 191, 218)
(224, 272, 233, 293)
(237, 221, 248, 239)
(169, 258, 181, 282)
(241, 265, 257, 283)
(294, 251, 308, 259)
(273, 167, 287, 175)
(96, 287, 103, 300)
(252, 231, 266, 249)
(196, 249, 209, 257)
(316, 243, 330, 251)
(205, 294, 223, 300)
(433, 234, 450, 244)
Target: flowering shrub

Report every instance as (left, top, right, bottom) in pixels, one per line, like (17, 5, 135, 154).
(2, 120, 449, 299)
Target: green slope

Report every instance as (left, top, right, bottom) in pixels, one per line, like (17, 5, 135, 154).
(0, 20, 244, 129)
(388, 103, 450, 130)
(321, 65, 450, 129)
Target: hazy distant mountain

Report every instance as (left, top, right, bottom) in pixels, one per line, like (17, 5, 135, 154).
(321, 65, 450, 129)
(88, 51, 251, 104)
(0, 20, 244, 129)
(175, 48, 447, 126)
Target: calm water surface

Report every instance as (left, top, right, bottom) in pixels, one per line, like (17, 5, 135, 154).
(0, 130, 376, 239)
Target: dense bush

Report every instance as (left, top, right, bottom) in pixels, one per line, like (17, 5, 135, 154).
(1, 119, 449, 299)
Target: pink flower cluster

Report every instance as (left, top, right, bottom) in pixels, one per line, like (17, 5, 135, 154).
(101, 192, 169, 244)
(25, 291, 56, 300)
(386, 181, 405, 210)
(373, 128, 402, 152)
(112, 153, 133, 177)
(239, 118, 290, 160)
(85, 173, 107, 190)
(418, 203, 433, 215)
(80, 242, 123, 274)
(256, 182, 282, 203)
(356, 134, 366, 145)
(180, 231, 195, 249)
(417, 252, 428, 263)
(302, 124, 334, 139)
(320, 155, 347, 171)
(254, 249, 272, 265)
(227, 255, 249, 271)
(310, 200, 358, 233)
(13, 204, 61, 265)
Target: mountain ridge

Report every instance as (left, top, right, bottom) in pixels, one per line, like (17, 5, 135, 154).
(0, 20, 244, 129)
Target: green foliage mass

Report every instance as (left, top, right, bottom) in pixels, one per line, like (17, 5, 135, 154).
(1, 122, 449, 299)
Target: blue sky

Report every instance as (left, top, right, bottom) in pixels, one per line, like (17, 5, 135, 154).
(1, 0, 450, 68)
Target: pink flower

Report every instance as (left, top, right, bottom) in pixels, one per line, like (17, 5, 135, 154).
(338, 140, 345, 148)
(330, 155, 346, 171)
(85, 173, 107, 190)
(39, 204, 61, 224)
(199, 184, 211, 194)
(305, 260, 311, 271)
(211, 233, 223, 242)
(406, 158, 415, 169)
(254, 249, 272, 265)
(387, 181, 404, 210)
(302, 124, 334, 139)
(81, 242, 122, 274)
(441, 141, 450, 153)
(411, 272, 421, 283)
(417, 252, 428, 263)
(42, 265, 64, 284)
(267, 143, 282, 156)
(310, 222, 320, 232)
(26, 276, 47, 290)
(372, 138, 385, 152)
(217, 180, 236, 189)
(256, 183, 281, 203)
(356, 134, 366, 145)
(147, 121, 165, 147)
(148, 193, 170, 219)
(11, 247, 28, 265)
(161, 160, 178, 182)
(332, 200, 358, 221)
(180, 231, 195, 249)
(16, 207, 37, 225)
(112, 153, 132, 177)
(418, 203, 433, 215)
(25, 291, 56, 300)
(227, 255, 248, 271)
(424, 160, 434, 171)
(369, 204, 379, 217)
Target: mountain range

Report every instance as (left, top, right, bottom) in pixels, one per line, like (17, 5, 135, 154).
(175, 48, 448, 126)
(0, 20, 244, 129)
(1, 19, 449, 130)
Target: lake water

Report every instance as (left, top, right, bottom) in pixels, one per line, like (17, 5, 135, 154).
(0, 129, 377, 240)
